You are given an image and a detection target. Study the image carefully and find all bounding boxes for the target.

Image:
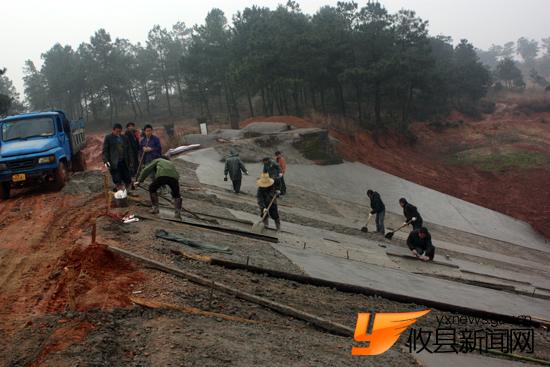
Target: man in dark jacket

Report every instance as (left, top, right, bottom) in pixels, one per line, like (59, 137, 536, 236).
(367, 189, 385, 234)
(406, 227, 435, 261)
(102, 123, 131, 189)
(256, 173, 281, 230)
(224, 150, 248, 193)
(399, 198, 423, 230)
(135, 156, 182, 219)
(139, 124, 162, 166)
(125, 122, 139, 176)
(262, 157, 282, 191)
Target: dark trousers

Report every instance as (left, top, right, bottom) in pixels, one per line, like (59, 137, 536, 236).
(279, 176, 287, 195)
(262, 203, 279, 221)
(412, 220, 423, 231)
(110, 161, 131, 186)
(375, 209, 385, 233)
(149, 176, 181, 199)
(232, 178, 242, 193)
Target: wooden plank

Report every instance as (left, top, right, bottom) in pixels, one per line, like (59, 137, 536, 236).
(139, 214, 279, 243)
(172, 248, 549, 328)
(108, 245, 353, 337)
(386, 249, 459, 269)
(460, 269, 532, 286)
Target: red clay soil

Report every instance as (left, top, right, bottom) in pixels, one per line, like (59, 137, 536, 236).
(0, 191, 145, 362)
(28, 320, 96, 367)
(241, 114, 550, 239)
(82, 135, 104, 170)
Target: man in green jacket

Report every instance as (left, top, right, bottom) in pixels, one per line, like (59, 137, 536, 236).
(135, 156, 182, 219)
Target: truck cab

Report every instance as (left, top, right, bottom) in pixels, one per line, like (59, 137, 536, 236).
(0, 110, 86, 199)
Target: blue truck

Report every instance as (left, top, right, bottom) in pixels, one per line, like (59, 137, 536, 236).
(0, 110, 86, 199)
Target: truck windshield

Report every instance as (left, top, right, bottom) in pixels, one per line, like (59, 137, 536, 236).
(1, 117, 55, 142)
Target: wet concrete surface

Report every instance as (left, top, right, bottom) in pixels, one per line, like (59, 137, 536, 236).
(182, 148, 548, 252)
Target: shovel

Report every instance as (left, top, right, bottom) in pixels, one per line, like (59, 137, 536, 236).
(385, 220, 412, 239)
(131, 151, 146, 190)
(361, 213, 373, 232)
(252, 193, 279, 234)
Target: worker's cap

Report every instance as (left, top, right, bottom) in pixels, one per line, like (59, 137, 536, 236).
(256, 172, 274, 188)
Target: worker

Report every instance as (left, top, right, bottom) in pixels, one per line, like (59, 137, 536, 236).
(406, 227, 435, 261)
(399, 198, 423, 230)
(275, 151, 287, 195)
(135, 156, 182, 219)
(125, 122, 139, 176)
(224, 149, 248, 194)
(261, 157, 282, 190)
(256, 172, 281, 230)
(367, 189, 385, 234)
(140, 124, 162, 166)
(102, 123, 132, 190)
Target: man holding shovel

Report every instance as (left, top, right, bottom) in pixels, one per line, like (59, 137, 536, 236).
(366, 189, 385, 234)
(256, 173, 281, 231)
(135, 156, 182, 219)
(399, 198, 423, 230)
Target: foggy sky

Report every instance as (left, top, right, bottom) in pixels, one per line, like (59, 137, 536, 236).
(1, 0, 548, 97)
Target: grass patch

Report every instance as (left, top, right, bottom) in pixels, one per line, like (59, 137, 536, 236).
(448, 150, 550, 171)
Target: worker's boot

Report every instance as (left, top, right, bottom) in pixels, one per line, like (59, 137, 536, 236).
(174, 197, 183, 220)
(275, 219, 281, 231)
(150, 193, 160, 214)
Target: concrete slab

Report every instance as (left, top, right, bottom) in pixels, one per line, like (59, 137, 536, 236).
(228, 208, 549, 290)
(274, 246, 550, 321)
(182, 148, 548, 252)
(390, 231, 550, 276)
(242, 122, 291, 134)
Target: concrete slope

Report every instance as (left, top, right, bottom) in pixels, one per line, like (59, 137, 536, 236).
(275, 246, 550, 321)
(182, 148, 548, 252)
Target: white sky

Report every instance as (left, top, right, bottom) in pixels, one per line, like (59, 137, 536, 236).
(1, 0, 548, 97)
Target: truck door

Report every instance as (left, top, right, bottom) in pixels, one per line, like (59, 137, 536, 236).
(56, 116, 71, 159)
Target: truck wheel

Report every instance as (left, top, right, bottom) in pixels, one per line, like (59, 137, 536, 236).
(52, 161, 68, 190)
(0, 182, 10, 199)
(72, 151, 87, 172)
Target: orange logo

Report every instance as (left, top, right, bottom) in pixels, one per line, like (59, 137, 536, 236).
(352, 309, 431, 356)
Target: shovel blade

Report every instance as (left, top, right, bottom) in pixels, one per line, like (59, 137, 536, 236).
(385, 232, 395, 239)
(251, 221, 265, 234)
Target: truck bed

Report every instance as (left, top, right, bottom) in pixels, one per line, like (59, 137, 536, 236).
(70, 119, 86, 153)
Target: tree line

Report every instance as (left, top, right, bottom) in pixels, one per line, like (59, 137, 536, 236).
(5, 1, 500, 130)
(477, 37, 550, 90)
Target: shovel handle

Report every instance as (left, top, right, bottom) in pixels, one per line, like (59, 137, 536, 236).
(260, 192, 279, 221)
(395, 220, 412, 233)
